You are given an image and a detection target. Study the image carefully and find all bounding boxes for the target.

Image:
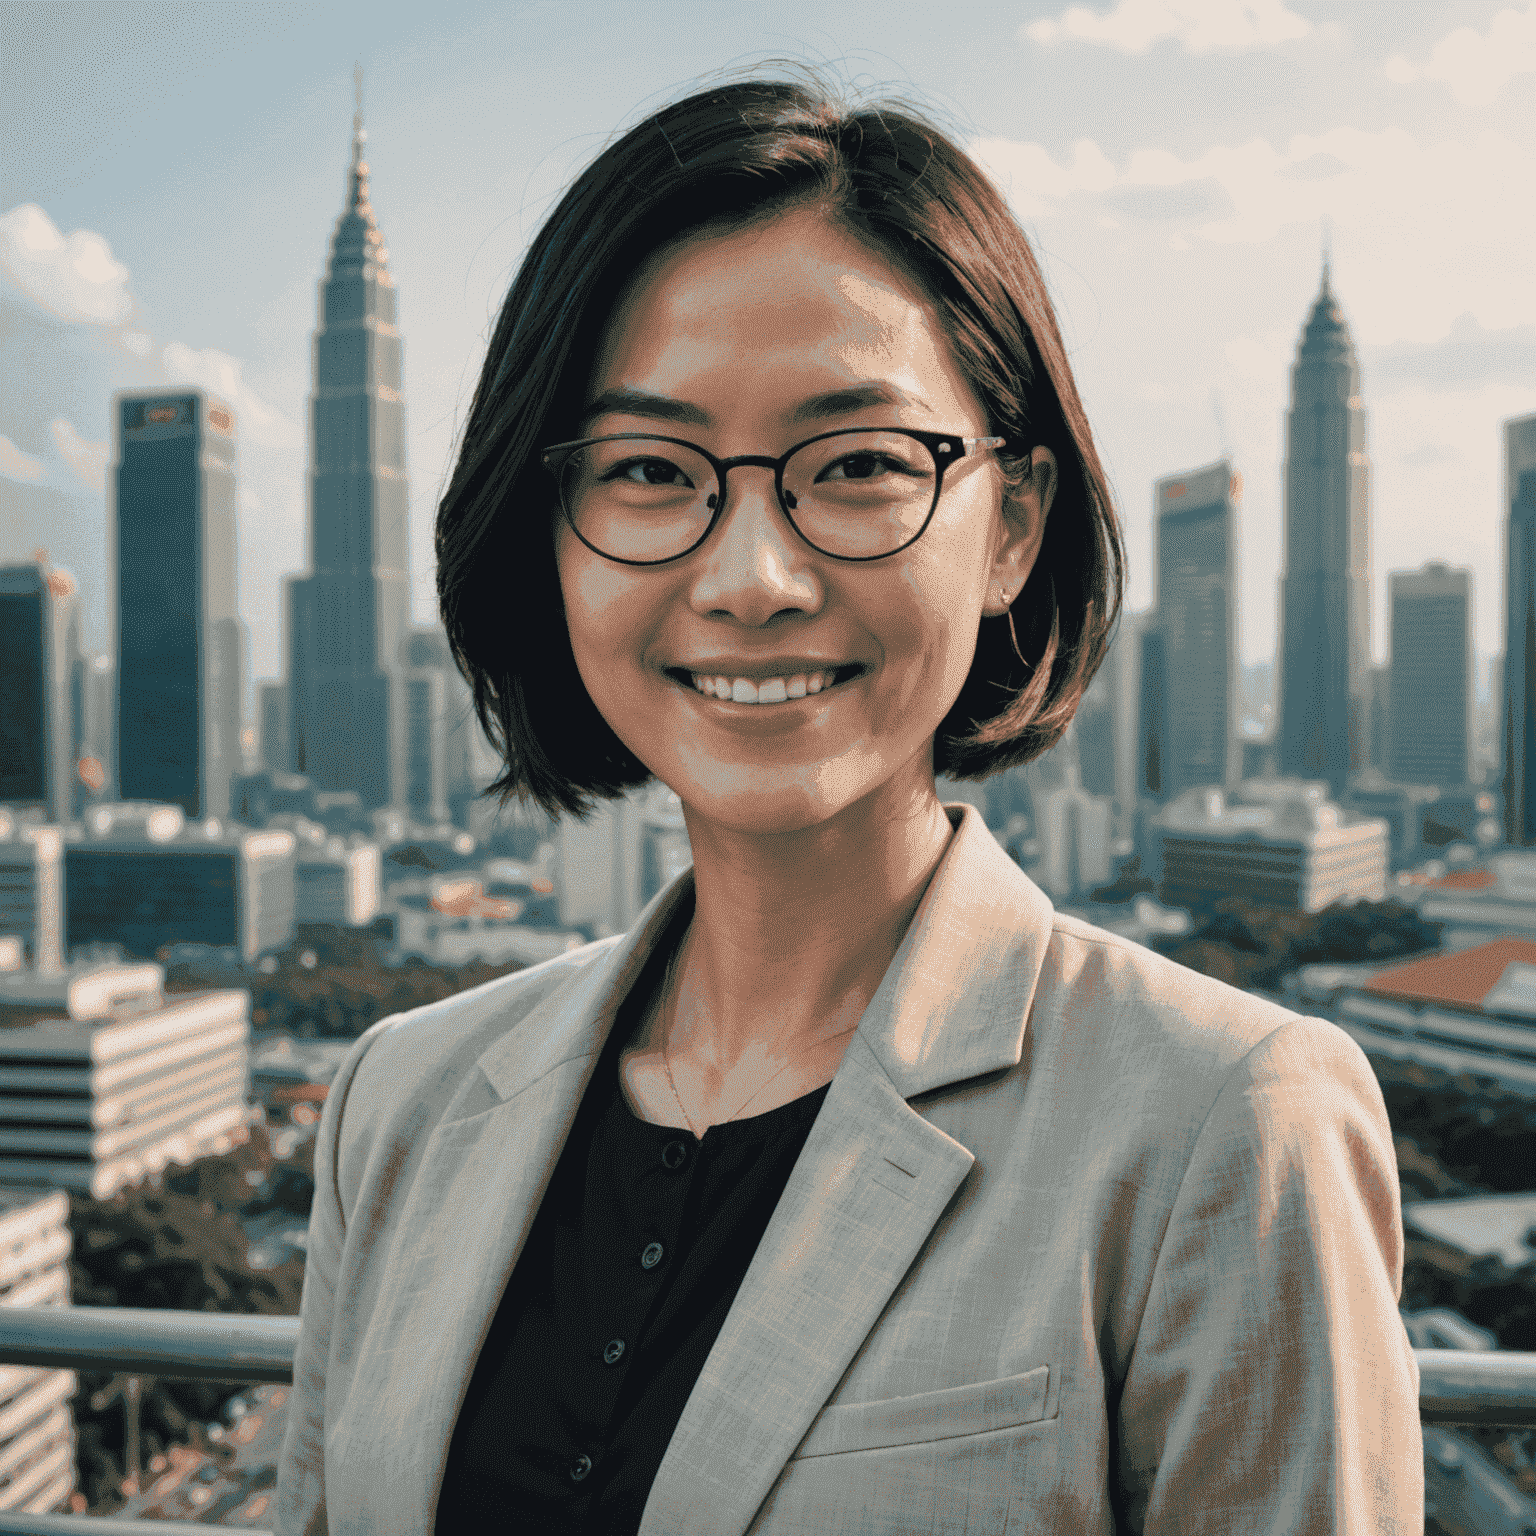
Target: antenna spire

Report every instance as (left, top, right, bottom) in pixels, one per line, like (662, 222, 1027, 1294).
(1320, 214, 1332, 290)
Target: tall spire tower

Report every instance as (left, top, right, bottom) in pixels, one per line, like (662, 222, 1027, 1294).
(285, 67, 410, 809)
(1276, 260, 1372, 797)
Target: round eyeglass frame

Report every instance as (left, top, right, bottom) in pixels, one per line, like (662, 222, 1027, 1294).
(539, 427, 1009, 566)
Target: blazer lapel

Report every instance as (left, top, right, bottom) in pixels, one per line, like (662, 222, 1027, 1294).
(640, 804, 1056, 1536)
(342, 881, 696, 1532)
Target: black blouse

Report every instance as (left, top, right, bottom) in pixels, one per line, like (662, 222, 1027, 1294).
(434, 924, 831, 1535)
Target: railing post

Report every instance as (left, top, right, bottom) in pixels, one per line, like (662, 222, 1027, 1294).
(88, 1373, 145, 1495)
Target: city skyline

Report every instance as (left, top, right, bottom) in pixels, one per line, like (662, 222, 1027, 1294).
(3, 0, 1533, 690)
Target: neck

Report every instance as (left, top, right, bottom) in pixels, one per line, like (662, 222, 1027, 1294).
(657, 771, 956, 1079)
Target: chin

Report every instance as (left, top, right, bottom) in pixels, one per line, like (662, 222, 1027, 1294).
(670, 749, 904, 837)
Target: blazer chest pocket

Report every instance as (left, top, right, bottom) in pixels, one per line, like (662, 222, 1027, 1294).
(793, 1364, 1052, 1458)
(752, 1369, 1053, 1534)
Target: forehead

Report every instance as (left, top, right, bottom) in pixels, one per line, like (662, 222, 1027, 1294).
(585, 209, 981, 424)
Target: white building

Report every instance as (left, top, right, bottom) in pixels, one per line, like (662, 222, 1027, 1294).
(1155, 783, 1388, 912)
(1030, 759, 1113, 901)
(0, 811, 63, 974)
(296, 837, 381, 928)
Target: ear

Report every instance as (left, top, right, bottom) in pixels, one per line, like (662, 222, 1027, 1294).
(982, 446, 1057, 617)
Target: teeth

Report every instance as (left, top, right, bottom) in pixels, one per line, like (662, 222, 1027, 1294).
(687, 669, 846, 704)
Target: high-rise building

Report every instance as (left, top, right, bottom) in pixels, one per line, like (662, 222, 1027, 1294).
(1151, 460, 1240, 797)
(1277, 264, 1372, 798)
(112, 391, 245, 819)
(0, 559, 81, 822)
(399, 628, 478, 829)
(285, 91, 411, 811)
(259, 682, 290, 774)
(1503, 413, 1536, 844)
(1388, 562, 1471, 787)
(81, 652, 115, 804)
(1137, 627, 1168, 803)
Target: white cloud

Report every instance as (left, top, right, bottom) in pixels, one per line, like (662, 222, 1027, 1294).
(968, 138, 1116, 217)
(0, 204, 132, 325)
(159, 342, 300, 451)
(0, 436, 45, 484)
(49, 419, 109, 493)
(971, 125, 1536, 340)
(1021, 0, 1310, 53)
(1384, 1, 1536, 106)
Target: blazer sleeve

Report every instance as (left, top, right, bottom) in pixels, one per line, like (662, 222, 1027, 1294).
(271, 1021, 388, 1536)
(1114, 1014, 1423, 1535)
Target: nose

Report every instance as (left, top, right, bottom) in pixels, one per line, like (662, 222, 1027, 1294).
(687, 463, 821, 622)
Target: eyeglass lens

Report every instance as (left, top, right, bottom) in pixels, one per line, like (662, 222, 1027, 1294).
(557, 432, 941, 563)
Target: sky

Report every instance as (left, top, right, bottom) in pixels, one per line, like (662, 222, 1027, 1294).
(4, 0, 1534, 701)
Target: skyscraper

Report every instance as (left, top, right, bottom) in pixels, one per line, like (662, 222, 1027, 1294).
(1388, 562, 1471, 787)
(0, 557, 81, 821)
(112, 391, 244, 819)
(285, 83, 410, 811)
(1277, 264, 1372, 799)
(1151, 459, 1240, 797)
(1502, 413, 1536, 843)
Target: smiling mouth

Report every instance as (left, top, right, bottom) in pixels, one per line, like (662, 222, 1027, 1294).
(665, 665, 866, 706)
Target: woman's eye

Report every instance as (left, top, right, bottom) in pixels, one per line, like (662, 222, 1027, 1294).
(822, 452, 899, 482)
(607, 458, 693, 488)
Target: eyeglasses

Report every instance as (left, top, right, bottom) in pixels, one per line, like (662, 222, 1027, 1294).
(540, 427, 1008, 566)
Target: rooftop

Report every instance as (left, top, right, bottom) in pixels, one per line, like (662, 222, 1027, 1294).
(1363, 936, 1536, 1017)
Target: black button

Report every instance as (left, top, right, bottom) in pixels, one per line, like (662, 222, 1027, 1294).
(569, 1454, 592, 1483)
(640, 1241, 664, 1270)
(661, 1139, 689, 1170)
(603, 1338, 626, 1365)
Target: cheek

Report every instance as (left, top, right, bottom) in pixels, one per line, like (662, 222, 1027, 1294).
(556, 544, 647, 695)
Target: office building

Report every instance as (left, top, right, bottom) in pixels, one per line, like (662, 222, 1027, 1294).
(400, 629, 477, 828)
(284, 98, 411, 810)
(0, 811, 63, 974)
(1077, 610, 1143, 810)
(112, 391, 245, 820)
(1388, 563, 1471, 787)
(1030, 765, 1113, 902)
(1503, 414, 1536, 843)
(0, 1186, 80, 1514)
(80, 652, 115, 804)
(1137, 626, 1169, 803)
(1364, 664, 1390, 773)
(259, 682, 290, 774)
(1151, 459, 1240, 797)
(0, 559, 81, 823)
(1277, 264, 1373, 798)
(292, 823, 381, 927)
(1154, 784, 1387, 913)
(0, 959, 251, 1201)
(64, 804, 295, 963)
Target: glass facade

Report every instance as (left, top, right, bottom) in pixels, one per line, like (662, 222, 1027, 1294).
(113, 393, 243, 818)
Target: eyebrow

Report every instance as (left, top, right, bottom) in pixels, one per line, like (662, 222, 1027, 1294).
(578, 381, 931, 433)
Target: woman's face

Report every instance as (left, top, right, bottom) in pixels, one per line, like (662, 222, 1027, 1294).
(555, 206, 1055, 837)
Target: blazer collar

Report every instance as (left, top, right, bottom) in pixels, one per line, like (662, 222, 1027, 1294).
(472, 800, 1056, 1110)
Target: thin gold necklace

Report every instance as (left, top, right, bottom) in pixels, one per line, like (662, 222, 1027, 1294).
(656, 934, 857, 1137)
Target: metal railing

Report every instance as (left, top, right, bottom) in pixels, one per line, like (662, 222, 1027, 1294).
(0, 1309, 1529, 1532)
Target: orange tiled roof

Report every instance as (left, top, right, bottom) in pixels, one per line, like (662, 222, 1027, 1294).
(1363, 936, 1536, 1013)
(1427, 868, 1497, 890)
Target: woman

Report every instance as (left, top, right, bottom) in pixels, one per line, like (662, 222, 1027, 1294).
(274, 77, 1421, 1534)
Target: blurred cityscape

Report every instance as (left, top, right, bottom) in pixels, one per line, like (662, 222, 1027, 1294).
(1, 103, 1535, 1530)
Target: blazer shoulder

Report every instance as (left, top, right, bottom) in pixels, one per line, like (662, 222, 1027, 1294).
(1041, 908, 1326, 1070)
(341, 935, 623, 1130)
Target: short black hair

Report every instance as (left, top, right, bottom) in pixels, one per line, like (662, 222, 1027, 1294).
(436, 75, 1125, 818)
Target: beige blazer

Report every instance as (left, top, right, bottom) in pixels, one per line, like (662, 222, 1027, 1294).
(273, 802, 1422, 1534)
